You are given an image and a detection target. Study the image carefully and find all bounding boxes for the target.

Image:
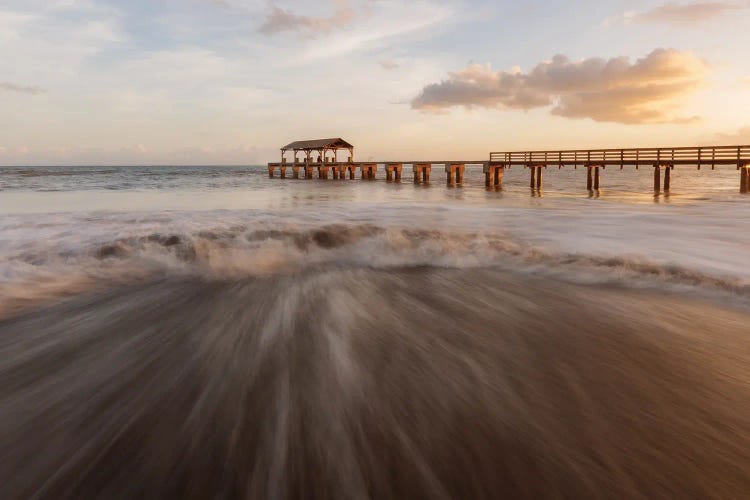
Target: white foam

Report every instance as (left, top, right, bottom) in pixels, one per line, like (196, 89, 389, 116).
(1, 200, 749, 317)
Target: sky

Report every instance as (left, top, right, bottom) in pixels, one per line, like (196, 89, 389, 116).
(1, 0, 750, 165)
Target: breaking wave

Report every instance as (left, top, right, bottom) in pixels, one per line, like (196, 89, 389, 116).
(2, 222, 749, 318)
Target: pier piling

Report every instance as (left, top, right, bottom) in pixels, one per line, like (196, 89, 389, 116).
(360, 163, 377, 180)
(447, 164, 466, 185)
(530, 166, 536, 189)
(483, 164, 505, 188)
(741, 165, 749, 193)
(458, 164, 465, 184)
(484, 166, 493, 187)
(654, 165, 661, 193)
(587, 166, 593, 190)
(536, 166, 543, 190)
(385, 163, 403, 182)
(664, 165, 671, 192)
(594, 167, 600, 190)
(413, 164, 431, 183)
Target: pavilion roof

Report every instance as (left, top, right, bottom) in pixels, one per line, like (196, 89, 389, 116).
(281, 138, 353, 151)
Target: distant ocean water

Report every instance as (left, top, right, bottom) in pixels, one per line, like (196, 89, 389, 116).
(1, 165, 750, 498)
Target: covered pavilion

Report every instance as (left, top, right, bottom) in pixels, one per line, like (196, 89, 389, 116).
(281, 138, 354, 163)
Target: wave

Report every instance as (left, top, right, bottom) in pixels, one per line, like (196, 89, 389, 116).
(1, 223, 748, 318)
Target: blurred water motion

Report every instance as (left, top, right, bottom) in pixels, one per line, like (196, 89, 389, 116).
(2, 266, 750, 498)
(2, 166, 750, 498)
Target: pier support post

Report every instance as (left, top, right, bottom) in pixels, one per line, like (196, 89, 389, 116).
(654, 165, 661, 193)
(413, 163, 430, 183)
(530, 166, 536, 189)
(385, 163, 402, 182)
(587, 166, 593, 190)
(664, 165, 671, 192)
(741, 165, 749, 193)
(495, 166, 504, 188)
(385, 163, 404, 182)
(446, 163, 465, 185)
(292, 166, 300, 179)
(536, 166, 543, 190)
(305, 166, 313, 179)
(593, 166, 600, 190)
(280, 167, 287, 179)
(484, 164, 495, 187)
(456, 164, 465, 184)
(268, 166, 275, 178)
(361, 163, 377, 180)
(332, 167, 339, 180)
(484, 163, 505, 188)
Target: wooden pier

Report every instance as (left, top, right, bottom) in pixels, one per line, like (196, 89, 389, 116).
(268, 142, 750, 194)
(488, 145, 750, 193)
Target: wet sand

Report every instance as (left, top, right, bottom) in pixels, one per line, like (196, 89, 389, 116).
(2, 267, 749, 499)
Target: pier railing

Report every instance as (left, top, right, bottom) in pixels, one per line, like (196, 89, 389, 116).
(489, 145, 750, 166)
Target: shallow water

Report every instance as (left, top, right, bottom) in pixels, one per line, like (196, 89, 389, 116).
(1, 165, 749, 498)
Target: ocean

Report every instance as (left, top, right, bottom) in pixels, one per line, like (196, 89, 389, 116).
(1, 164, 750, 498)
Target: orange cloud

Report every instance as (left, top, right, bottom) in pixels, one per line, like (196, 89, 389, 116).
(411, 49, 707, 124)
(259, 1, 355, 36)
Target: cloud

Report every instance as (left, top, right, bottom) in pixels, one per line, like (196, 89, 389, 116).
(606, 2, 749, 26)
(411, 49, 708, 124)
(259, 1, 355, 36)
(716, 126, 750, 144)
(0, 82, 44, 95)
(379, 59, 399, 70)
